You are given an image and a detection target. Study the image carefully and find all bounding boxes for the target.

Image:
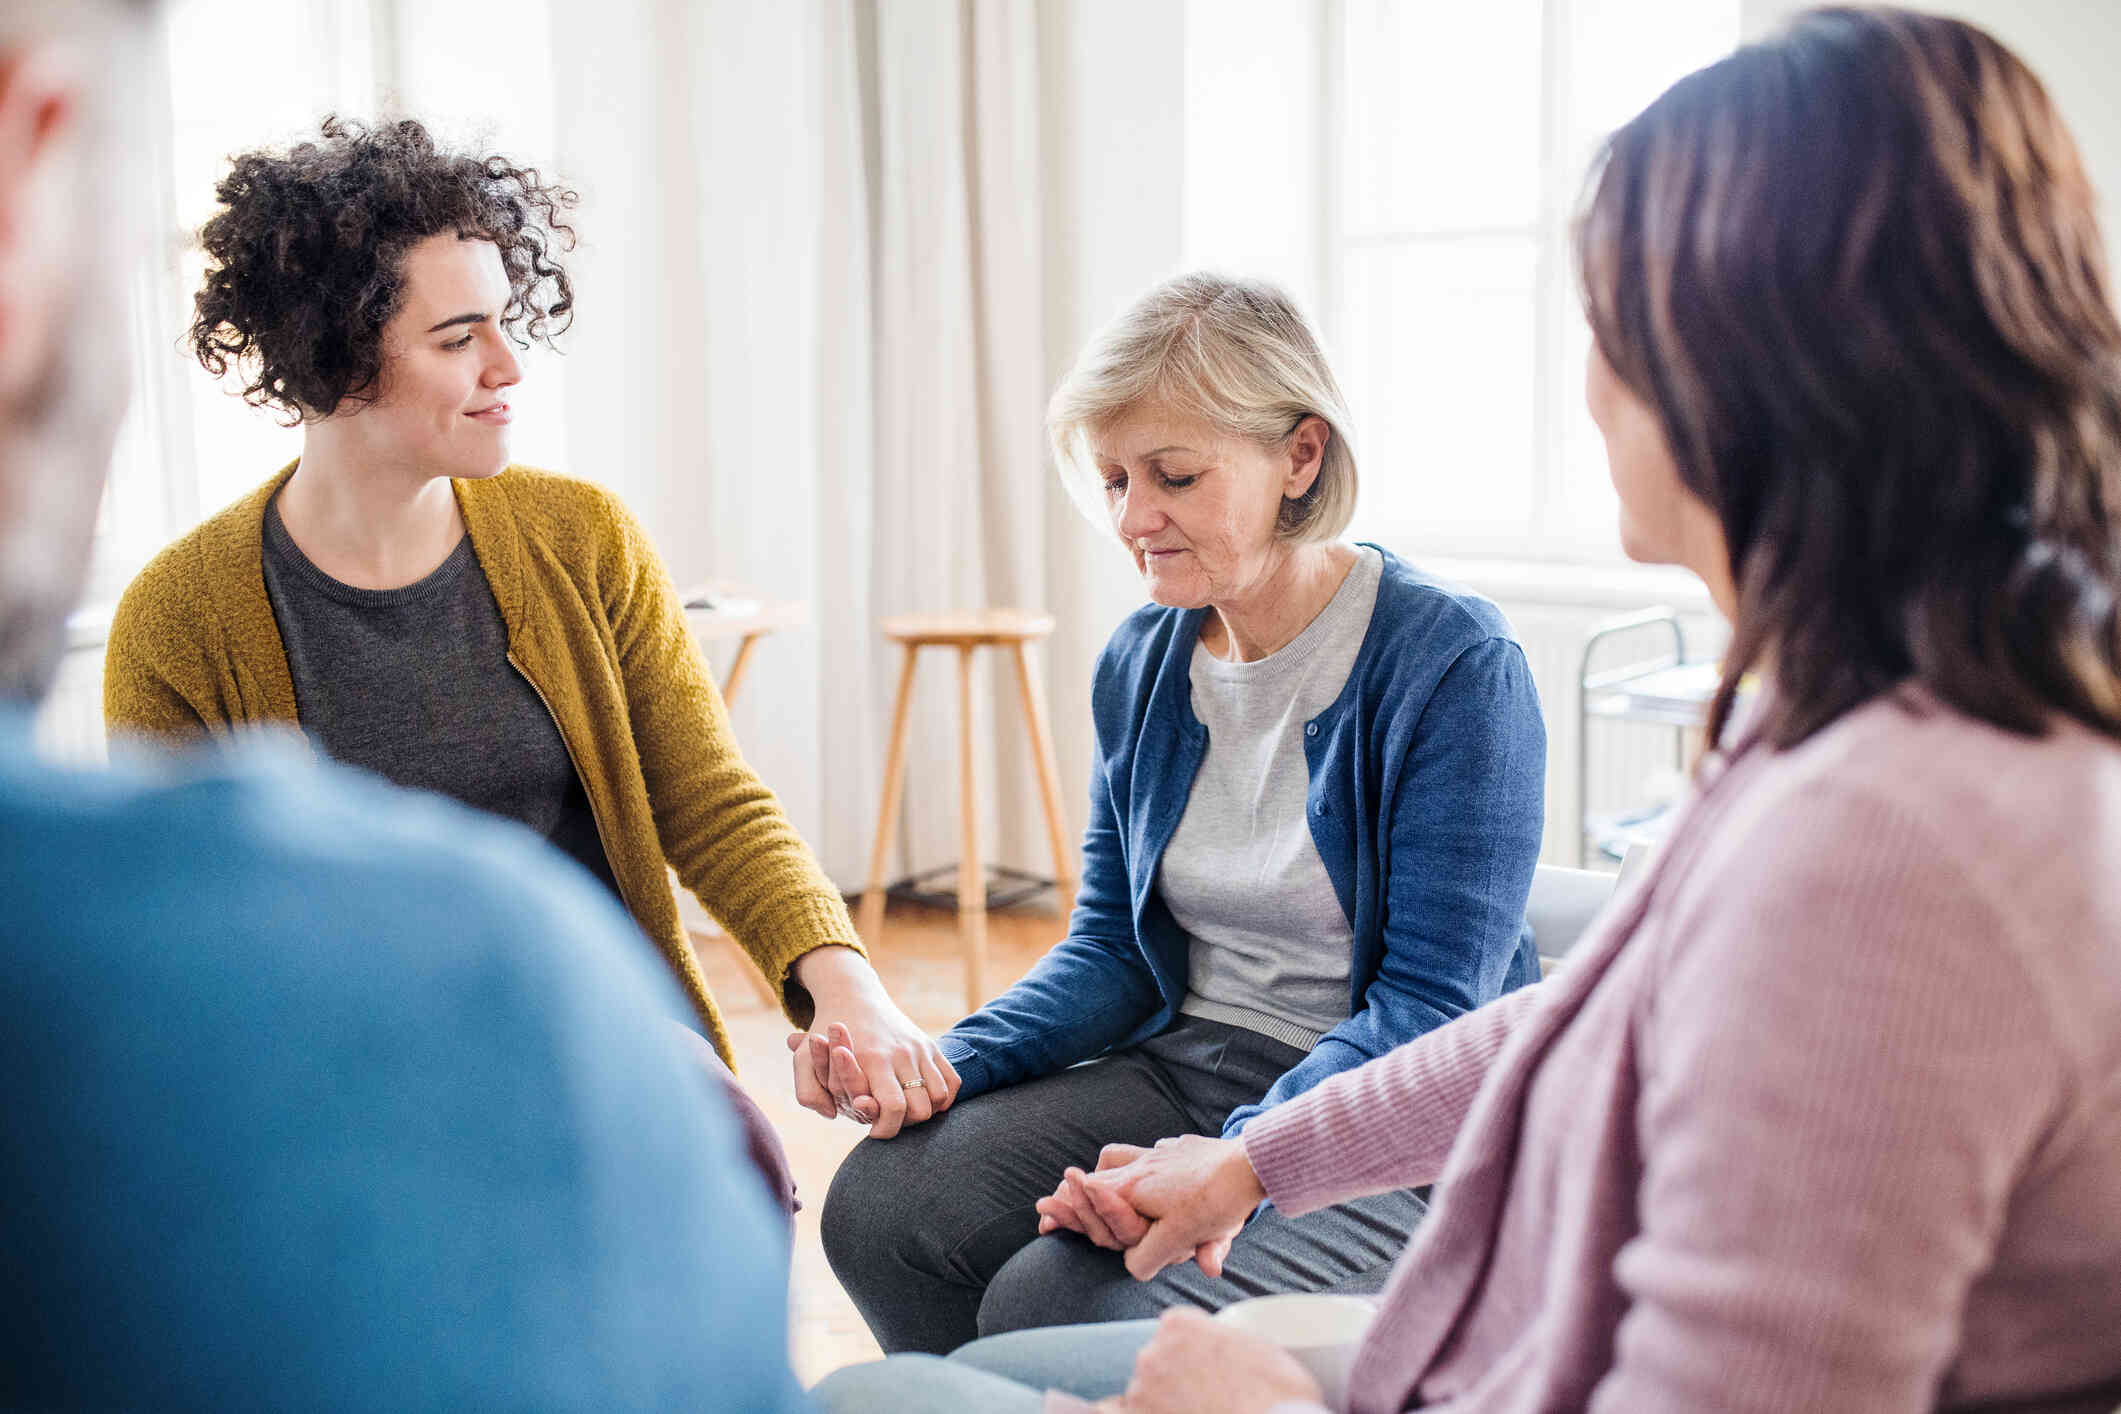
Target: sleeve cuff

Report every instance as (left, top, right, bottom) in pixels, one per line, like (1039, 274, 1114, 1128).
(937, 1033, 990, 1099)
(1238, 1100, 1341, 1218)
(750, 899, 868, 1027)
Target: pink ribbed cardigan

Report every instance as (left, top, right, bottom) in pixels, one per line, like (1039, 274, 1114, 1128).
(1242, 688, 2121, 1413)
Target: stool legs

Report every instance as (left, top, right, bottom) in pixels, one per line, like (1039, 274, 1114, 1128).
(956, 645, 988, 1013)
(1011, 640, 1078, 923)
(859, 630, 1066, 1013)
(858, 643, 921, 944)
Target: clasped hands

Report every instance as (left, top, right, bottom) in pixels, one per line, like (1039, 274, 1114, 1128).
(1030, 1136, 1315, 1414)
(1032, 1133, 1266, 1279)
(782, 946, 961, 1139)
(1035, 1136, 1330, 1414)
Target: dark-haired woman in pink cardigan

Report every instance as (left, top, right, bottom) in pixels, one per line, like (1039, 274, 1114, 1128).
(814, 8, 2121, 1412)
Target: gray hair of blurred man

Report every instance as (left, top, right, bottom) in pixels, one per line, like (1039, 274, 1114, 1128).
(1046, 271, 1360, 544)
(0, 0, 152, 703)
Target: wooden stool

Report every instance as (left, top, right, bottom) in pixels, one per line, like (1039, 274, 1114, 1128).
(858, 610, 1079, 1013)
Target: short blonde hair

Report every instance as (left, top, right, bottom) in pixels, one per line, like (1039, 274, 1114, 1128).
(1047, 272, 1359, 543)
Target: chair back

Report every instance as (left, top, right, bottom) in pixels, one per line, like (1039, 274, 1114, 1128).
(1529, 864, 1620, 976)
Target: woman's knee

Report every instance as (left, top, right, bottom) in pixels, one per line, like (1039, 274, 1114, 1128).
(954, 1320, 1160, 1402)
(820, 1133, 928, 1278)
(812, 1354, 1043, 1414)
(977, 1233, 1158, 1338)
(823, 1123, 1019, 1286)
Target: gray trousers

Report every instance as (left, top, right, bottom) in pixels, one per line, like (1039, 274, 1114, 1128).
(819, 1015, 1426, 1355)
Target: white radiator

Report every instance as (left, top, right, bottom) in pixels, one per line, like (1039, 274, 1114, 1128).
(1460, 570, 1728, 870)
(1507, 605, 1686, 866)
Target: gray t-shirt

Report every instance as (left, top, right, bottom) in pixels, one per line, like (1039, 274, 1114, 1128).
(1167, 546, 1384, 1052)
(259, 496, 622, 902)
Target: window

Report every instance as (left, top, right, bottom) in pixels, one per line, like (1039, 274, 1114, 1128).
(1330, 0, 1740, 560)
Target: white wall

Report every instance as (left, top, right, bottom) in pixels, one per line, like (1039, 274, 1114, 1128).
(547, 0, 714, 580)
(1180, 0, 1326, 318)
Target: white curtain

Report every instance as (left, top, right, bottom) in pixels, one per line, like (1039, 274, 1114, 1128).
(545, 0, 1121, 893)
(100, 0, 1153, 890)
(865, 0, 1057, 891)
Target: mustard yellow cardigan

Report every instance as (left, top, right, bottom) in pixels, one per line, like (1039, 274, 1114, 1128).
(104, 463, 864, 1070)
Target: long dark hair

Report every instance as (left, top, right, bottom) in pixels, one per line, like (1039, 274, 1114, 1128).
(1576, 5, 2121, 751)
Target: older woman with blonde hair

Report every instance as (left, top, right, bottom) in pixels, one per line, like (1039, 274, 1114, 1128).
(820, 272, 1548, 1352)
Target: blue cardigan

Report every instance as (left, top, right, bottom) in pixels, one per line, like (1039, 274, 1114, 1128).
(939, 547, 1547, 1136)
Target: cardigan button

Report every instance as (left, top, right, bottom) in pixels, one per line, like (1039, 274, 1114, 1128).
(1304, 722, 1319, 738)
(1313, 800, 1327, 816)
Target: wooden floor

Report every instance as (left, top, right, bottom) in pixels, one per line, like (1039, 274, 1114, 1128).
(691, 898, 1067, 1387)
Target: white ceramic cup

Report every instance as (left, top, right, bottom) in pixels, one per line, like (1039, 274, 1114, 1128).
(1212, 1292, 1378, 1409)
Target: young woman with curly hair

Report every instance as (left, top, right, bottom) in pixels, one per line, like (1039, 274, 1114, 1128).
(105, 118, 953, 1157)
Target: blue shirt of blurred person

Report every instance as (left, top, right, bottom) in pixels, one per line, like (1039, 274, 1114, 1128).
(0, 710, 811, 1412)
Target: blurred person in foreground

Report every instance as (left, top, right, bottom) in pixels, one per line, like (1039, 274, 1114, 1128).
(814, 7, 2121, 1411)
(0, 3, 810, 1408)
(103, 115, 952, 1150)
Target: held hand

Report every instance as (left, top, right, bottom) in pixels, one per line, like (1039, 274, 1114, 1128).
(786, 1028, 878, 1125)
(1078, 1135, 1265, 1281)
(791, 947, 961, 1138)
(1117, 1308, 1324, 1414)
(1036, 1143, 1149, 1239)
(1064, 1164, 1144, 1250)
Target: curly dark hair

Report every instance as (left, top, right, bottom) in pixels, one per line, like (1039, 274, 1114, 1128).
(189, 116, 577, 422)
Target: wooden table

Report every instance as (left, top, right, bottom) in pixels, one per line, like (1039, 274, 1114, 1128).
(680, 583, 810, 1009)
(680, 583, 811, 704)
